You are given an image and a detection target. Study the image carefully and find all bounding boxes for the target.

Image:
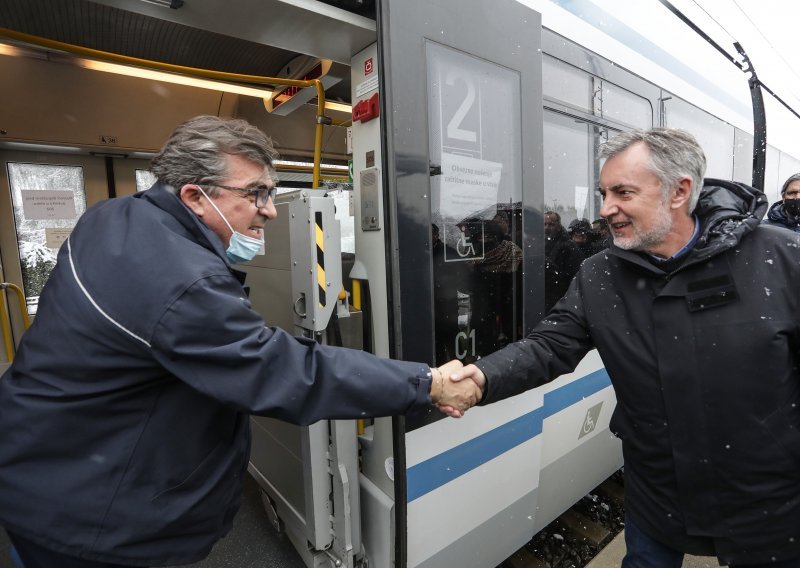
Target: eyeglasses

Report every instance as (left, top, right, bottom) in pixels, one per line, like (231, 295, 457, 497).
(200, 184, 277, 208)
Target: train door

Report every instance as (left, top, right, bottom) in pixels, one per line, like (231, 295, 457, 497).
(374, 0, 545, 566)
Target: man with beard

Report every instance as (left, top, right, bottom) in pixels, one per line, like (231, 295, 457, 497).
(763, 173, 800, 233)
(449, 128, 800, 567)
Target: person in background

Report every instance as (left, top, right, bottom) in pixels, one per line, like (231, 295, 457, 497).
(450, 128, 800, 567)
(763, 172, 800, 232)
(544, 210, 582, 311)
(492, 210, 512, 241)
(568, 217, 601, 259)
(467, 216, 522, 352)
(0, 116, 478, 568)
(592, 217, 611, 249)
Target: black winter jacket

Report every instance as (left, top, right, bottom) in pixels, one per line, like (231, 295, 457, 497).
(0, 184, 433, 566)
(477, 179, 800, 564)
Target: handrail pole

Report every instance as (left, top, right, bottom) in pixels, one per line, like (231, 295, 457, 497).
(5, 283, 31, 330)
(0, 285, 14, 362)
(313, 79, 329, 188)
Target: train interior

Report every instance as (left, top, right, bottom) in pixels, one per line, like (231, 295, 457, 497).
(2, 1, 799, 567)
(0, 2, 363, 567)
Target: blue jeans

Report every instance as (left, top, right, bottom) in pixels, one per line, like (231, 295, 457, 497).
(622, 515, 800, 568)
(622, 514, 683, 568)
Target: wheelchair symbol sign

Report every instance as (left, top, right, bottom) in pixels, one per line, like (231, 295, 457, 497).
(579, 402, 604, 439)
(444, 221, 483, 261)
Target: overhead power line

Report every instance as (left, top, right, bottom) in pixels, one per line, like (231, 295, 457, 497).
(658, 0, 800, 121)
(730, 0, 800, 88)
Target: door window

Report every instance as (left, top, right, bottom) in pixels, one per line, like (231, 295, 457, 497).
(426, 41, 523, 363)
(542, 111, 612, 311)
(662, 95, 735, 179)
(7, 162, 87, 314)
(135, 169, 157, 192)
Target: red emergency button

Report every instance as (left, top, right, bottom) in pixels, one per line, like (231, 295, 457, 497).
(352, 92, 380, 124)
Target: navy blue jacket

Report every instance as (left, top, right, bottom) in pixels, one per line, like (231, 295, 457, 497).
(0, 184, 433, 566)
(762, 199, 800, 233)
(477, 179, 800, 564)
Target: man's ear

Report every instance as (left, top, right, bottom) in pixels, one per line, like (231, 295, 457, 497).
(180, 184, 206, 216)
(670, 176, 693, 211)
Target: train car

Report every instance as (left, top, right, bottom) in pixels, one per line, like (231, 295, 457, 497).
(0, 1, 798, 567)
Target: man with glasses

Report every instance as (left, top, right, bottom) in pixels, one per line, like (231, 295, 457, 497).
(0, 116, 478, 568)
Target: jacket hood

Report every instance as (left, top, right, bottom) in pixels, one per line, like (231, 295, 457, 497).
(688, 178, 767, 261)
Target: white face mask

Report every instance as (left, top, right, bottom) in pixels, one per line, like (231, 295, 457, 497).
(197, 186, 264, 264)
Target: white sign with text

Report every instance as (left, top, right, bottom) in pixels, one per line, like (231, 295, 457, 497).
(21, 190, 77, 220)
(440, 153, 502, 221)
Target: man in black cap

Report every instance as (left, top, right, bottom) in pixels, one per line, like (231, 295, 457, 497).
(568, 217, 602, 259)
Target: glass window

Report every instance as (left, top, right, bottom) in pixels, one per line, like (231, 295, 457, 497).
(427, 41, 523, 364)
(7, 162, 87, 314)
(326, 185, 355, 255)
(733, 129, 754, 187)
(135, 169, 158, 192)
(542, 110, 611, 312)
(543, 111, 608, 224)
(601, 82, 653, 129)
(764, 145, 781, 204)
(663, 95, 735, 180)
(543, 56, 593, 113)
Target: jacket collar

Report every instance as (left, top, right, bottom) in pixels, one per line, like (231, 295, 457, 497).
(767, 200, 800, 227)
(135, 181, 233, 267)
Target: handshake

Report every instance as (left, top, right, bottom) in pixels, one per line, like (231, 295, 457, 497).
(428, 360, 486, 418)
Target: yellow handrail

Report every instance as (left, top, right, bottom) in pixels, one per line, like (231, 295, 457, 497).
(0, 28, 330, 188)
(0, 288, 13, 363)
(0, 282, 30, 363)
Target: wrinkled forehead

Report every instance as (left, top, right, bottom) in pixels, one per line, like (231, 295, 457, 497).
(223, 153, 276, 187)
(785, 180, 800, 194)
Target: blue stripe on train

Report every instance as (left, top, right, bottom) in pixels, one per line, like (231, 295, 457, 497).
(406, 368, 611, 502)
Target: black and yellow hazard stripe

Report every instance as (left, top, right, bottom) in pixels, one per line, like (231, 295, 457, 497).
(315, 211, 326, 308)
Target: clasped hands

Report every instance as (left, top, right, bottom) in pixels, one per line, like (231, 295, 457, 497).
(429, 360, 487, 418)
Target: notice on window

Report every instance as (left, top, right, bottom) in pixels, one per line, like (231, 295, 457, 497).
(20, 190, 77, 220)
(45, 228, 73, 249)
(440, 152, 502, 221)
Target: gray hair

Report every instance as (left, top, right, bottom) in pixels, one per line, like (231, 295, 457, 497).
(781, 173, 800, 196)
(150, 115, 279, 196)
(598, 128, 707, 213)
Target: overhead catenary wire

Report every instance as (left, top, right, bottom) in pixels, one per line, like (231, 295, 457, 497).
(658, 0, 800, 121)
(689, 0, 800, 94)
(729, 0, 800, 88)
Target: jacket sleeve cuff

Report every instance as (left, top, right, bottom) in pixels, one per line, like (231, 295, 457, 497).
(474, 359, 498, 405)
(415, 364, 435, 408)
